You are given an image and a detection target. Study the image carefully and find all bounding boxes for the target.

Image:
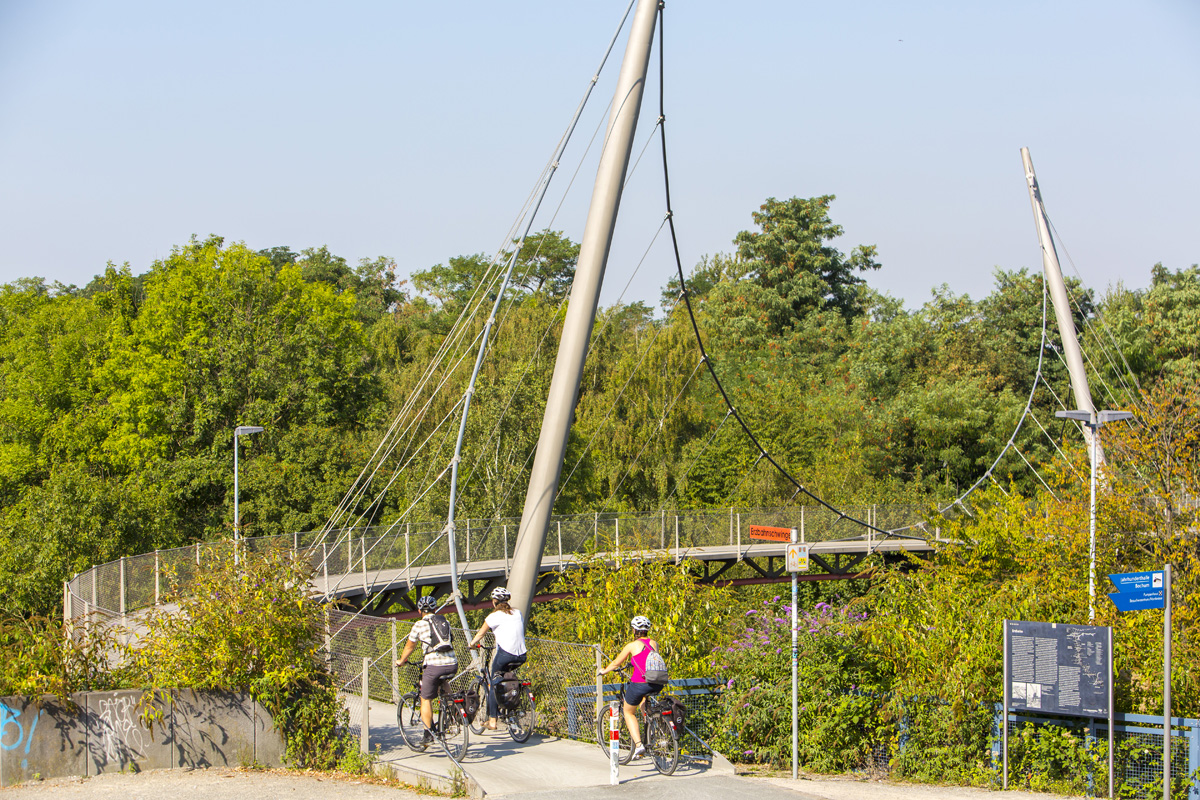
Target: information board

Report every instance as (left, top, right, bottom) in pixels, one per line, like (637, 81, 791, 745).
(1004, 620, 1110, 717)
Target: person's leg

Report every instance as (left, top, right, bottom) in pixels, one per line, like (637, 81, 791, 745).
(420, 697, 434, 729)
(622, 701, 642, 747)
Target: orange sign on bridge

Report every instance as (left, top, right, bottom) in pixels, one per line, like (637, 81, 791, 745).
(748, 524, 792, 542)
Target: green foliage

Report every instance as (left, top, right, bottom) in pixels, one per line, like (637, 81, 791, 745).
(121, 547, 354, 769)
(535, 535, 732, 677)
(0, 613, 117, 697)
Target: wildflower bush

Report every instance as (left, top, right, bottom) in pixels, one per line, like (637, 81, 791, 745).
(120, 545, 362, 770)
(711, 597, 892, 770)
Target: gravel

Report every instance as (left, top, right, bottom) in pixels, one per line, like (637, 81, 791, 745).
(0, 767, 440, 800)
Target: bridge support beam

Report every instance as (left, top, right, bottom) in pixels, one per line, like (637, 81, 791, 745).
(508, 0, 660, 621)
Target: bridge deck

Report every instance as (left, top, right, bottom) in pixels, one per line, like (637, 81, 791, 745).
(317, 537, 934, 614)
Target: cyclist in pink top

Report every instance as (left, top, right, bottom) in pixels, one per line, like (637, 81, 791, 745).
(597, 615, 660, 760)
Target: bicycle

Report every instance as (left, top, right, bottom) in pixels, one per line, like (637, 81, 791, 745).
(594, 666, 679, 775)
(467, 644, 536, 742)
(396, 669, 470, 760)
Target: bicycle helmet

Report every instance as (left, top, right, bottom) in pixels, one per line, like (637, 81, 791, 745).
(490, 586, 511, 601)
(631, 615, 652, 632)
(415, 595, 438, 613)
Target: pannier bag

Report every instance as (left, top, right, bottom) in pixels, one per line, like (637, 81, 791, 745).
(497, 671, 523, 709)
(462, 686, 481, 722)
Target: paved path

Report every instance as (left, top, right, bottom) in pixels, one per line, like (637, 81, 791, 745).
(0, 768, 1089, 799)
(362, 694, 731, 797)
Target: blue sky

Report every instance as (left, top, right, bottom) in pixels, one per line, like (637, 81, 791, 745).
(1, 0, 1197, 311)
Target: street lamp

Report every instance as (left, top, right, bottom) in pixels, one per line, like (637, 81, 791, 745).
(234, 426, 265, 551)
(1056, 409, 1134, 621)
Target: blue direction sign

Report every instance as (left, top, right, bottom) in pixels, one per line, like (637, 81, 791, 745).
(1107, 570, 1165, 612)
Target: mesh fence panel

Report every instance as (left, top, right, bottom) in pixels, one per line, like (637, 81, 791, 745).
(1003, 714, 1197, 798)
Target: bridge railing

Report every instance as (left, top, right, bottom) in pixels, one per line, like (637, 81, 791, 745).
(63, 504, 934, 632)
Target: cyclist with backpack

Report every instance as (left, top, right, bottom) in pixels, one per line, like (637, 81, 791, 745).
(395, 595, 457, 745)
(597, 615, 666, 760)
(468, 586, 527, 731)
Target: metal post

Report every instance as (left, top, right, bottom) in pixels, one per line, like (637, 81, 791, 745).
(594, 511, 599, 550)
(154, 550, 160, 606)
(1089, 419, 1098, 622)
(1108, 625, 1114, 800)
(506, 0, 662, 620)
(195, 541, 200, 566)
(557, 521, 563, 570)
(674, 515, 680, 566)
(361, 656, 370, 754)
(348, 529, 354, 575)
(801, 506, 805, 543)
(234, 432, 240, 558)
(323, 607, 332, 670)
(595, 646, 605, 717)
(729, 507, 733, 545)
(736, 512, 741, 560)
(1164, 563, 1172, 800)
(119, 557, 126, 619)
(660, 510, 665, 549)
(322, 541, 329, 595)
(466, 518, 470, 562)
(391, 621, 399, 705)
(791, 526, 798, 780)
(504, 524, 510, 579)
(405, 524, 411, 588)
(615, 517, 619, 555)
(1003, 620, 1010, 790)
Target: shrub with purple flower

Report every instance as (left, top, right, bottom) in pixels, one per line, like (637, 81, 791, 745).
(711, 596, 892, 772)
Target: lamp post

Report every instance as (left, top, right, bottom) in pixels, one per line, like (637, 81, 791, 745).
(1055, 409, 1133, 621)
(234, 426, 265, 554)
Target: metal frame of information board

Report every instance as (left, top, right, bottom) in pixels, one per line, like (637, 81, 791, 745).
(1003, 621, 1113, 797)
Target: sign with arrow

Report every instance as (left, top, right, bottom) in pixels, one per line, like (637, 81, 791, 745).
(1107, 570, 1165, 612)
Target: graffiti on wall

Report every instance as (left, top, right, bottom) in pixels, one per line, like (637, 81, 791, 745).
(95, 695, 145, 762)
(1, 701, 42, 771)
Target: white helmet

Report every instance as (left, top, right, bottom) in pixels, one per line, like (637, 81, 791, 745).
(631, 615, 652, 632)
(490, 586, 511, 601)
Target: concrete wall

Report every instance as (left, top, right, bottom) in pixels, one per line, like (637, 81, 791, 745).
(0, 689, 284, 787)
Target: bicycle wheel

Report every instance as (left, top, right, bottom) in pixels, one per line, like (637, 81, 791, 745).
(595, 704, 632, 764)
(507, 686, 536, 743)
(397, 692, 428, 751)
(438, 702, 469, 761)
(467, 675, 489, 736)
(646, 714, 679, 775)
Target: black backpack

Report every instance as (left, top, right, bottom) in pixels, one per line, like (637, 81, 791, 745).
(427, 613, 454, 653)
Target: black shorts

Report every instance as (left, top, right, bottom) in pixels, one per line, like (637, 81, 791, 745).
(623, 681, 661, 706)
(420, 663, 457, 699)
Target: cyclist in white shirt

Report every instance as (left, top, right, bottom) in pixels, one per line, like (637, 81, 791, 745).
(469, 586, 527, 731)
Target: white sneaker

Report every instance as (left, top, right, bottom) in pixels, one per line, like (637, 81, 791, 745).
(631, 743, 646, 759)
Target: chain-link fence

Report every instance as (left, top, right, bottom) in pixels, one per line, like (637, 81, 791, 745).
(64, 503, 935, 636)
(998, 710, 1200, 798)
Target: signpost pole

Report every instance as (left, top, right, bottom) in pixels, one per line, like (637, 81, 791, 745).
(791, 526, 798, 780)
(1163, 563, 1172, 800)
(1108, 625, 1114, 800)
(1002, 620, 1009, 791)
